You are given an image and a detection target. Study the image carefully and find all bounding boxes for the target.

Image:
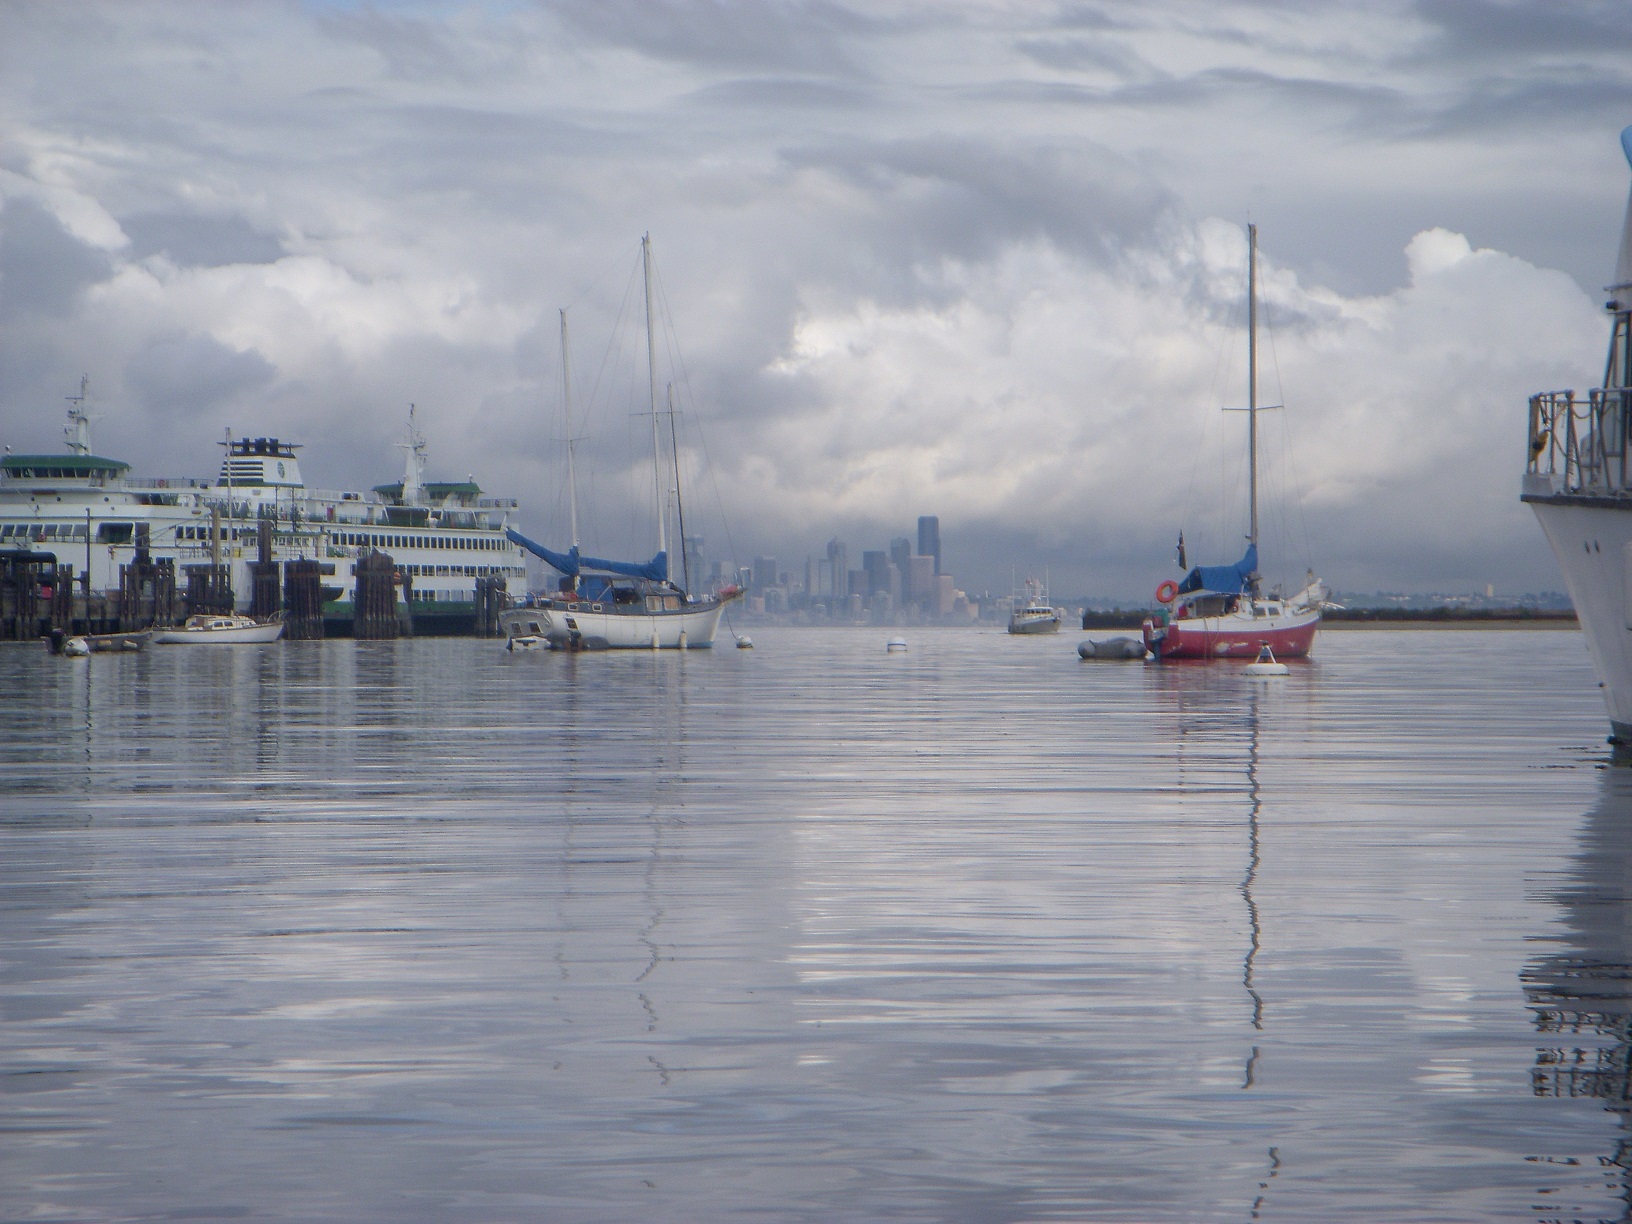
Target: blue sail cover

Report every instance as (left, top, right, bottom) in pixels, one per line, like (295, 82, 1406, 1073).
(506, 528, 668, 582)
(1177, 543, 1258, 596)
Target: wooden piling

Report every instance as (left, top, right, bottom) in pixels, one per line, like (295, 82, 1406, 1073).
(473, 575, 507, 637)
(249, 512, 281, 619)
(353, 551, 399, 640)
(119, 555, 177, 630)
(183, 565, 232, 617)
(283, 559, 324, 640)
(0, 550, 47, 640)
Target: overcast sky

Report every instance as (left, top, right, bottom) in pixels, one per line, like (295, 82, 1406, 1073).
(2, 0, 1629, 600)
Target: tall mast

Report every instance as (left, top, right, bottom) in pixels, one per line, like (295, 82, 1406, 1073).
(666, 382, 690, 594)
(1247, 222, 1259, 561)
(642, 233, 667, 567)
(560, 308, 580, 550)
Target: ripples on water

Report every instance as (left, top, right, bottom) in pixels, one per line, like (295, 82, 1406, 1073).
(0, 627, 1625, 1221)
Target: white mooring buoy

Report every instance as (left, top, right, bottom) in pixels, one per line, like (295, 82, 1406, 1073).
(1243, 643, 1289, 677)
(886, 638, 907, 653)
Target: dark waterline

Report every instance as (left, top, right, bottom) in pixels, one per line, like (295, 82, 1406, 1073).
(0, 628, 1625, 1222)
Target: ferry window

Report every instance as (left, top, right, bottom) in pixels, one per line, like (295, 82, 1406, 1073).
(70, 525, 87, 539)
(97, 523, 134, 544)
(42, 525, 58, 538)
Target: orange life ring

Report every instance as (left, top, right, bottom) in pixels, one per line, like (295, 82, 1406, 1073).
(1155, 580, 1180, 604)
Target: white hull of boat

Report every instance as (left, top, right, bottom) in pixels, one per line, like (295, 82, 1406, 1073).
(1526, 495, 1632, 735)
(154, 618, 284, 645)
(1007, 611, 1061, 634)
(498, 599, 730, 650)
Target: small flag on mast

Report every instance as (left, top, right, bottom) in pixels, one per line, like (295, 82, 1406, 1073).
(1176, 532, 1187, 570)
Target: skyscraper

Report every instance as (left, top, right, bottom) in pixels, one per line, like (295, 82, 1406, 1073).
(918, 515, 941, 576)
(862, 550, 890, 596)
(752, 556, 778, 592)
(826, 538, 848, 594)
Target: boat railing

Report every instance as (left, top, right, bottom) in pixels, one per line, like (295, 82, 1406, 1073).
(1529, 388, 1632, 495)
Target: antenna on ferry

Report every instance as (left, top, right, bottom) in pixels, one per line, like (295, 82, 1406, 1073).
(64, 375, 93, 456)
(399, 403, 426, 505)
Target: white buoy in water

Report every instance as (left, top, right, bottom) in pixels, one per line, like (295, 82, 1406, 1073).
(1243, 643, 1289, 677)
(62, 636, 90, 657)
(886, 638, 907, 652)
(736, 635, 753, 649)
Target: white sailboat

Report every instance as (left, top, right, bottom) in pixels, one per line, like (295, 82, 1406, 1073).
(499, 235, 741, 650)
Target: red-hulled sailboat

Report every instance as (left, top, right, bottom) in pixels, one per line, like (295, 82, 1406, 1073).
(1142, 224, 1327, 661)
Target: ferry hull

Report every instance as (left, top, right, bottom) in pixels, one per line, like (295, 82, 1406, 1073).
(1525, 495, 1632, 738)
(498, 599, 731, 650)
(1143, 610, 1319, 660)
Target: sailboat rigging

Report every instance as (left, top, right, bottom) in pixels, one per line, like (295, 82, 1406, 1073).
(499, 234, 742, 650)
(1143, 224, 1326, 660)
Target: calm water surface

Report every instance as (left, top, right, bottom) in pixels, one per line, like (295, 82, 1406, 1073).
(0, 627, 1625, 1222)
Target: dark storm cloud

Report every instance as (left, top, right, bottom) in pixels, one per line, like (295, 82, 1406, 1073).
(0, 199, 113, 319)
(543, 0, 883, 76)
(784, 137, 1178, 276)
(1400, 76, 1632, 140)
(125, 335, 278, 416)
(1413, 0, 1632, 61)
(123, 213, 285, 268)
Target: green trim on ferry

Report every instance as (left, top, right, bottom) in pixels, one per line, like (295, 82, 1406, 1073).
(3, 454, 131, 477)
(371, 480, 483, 500)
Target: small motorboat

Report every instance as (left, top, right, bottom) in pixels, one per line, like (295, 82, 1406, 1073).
(46, 628, 152, 654)
(1007, 576, 1062, 635)
(1243, 643, 1289, 677)
(153, 614, 284, 645)
(506, 634, 546, 652)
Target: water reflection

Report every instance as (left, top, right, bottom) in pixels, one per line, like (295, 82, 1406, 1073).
(1526, 767, 1632, 1221)
(1157, 666, 1288, 1216)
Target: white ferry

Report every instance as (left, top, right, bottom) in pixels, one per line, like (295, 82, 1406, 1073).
(1, 394, 525, 619)
(1524, 126, 1632, 745)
